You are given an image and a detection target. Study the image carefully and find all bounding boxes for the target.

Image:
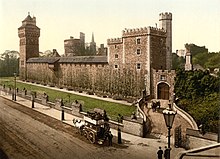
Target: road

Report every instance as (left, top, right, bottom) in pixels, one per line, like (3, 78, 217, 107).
(0, 97, 153, 159)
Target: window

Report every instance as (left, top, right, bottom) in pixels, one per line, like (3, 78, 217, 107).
(137, 49, 141, 55)
(115, 54, 118, 58)
(115, 45, 117, 48)
(21, 60, 24, 66)
(160, 75, 166, 80)
(137, 63, 141, 69)
(114, 65, 118, 69)
(136, 38, 141, 44)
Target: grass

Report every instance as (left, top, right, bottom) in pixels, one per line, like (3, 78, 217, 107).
(0, 77, 136, 120)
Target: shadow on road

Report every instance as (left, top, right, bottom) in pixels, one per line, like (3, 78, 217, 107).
(0, 148, 9, 159)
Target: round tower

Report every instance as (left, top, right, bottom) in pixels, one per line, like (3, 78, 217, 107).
(18, 14, 40, 80)
(159, 12, 172, 70)
(64, 36, 83, 56)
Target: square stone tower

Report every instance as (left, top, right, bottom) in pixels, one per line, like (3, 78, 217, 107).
(159, 12, 172, 70)
(18, 14, 40, 79)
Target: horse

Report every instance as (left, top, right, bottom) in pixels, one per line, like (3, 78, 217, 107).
(72, 118, 85, 128)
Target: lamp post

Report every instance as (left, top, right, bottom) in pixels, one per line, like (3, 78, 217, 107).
(117, 114, 123, 144)
(162, 104, 177, 159)
(14, 73, 17, 101)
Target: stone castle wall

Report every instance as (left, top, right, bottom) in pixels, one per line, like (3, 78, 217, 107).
(26, 62, 146, 98)
(20, 13, 174, 99)
(152, 69, 176, 99)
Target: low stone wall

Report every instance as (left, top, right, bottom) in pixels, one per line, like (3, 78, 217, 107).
(122, 117, 144, 137)
(186, 128, 218, 149)
(0, 85, 146, 137)
(173, 103, 198, 130)
(175, 143, 220, 159)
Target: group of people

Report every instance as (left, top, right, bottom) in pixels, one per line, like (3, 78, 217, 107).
(152, 101, 161, 112)
(157, 146, 169, 159)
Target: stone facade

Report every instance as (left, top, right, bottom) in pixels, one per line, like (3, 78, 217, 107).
(152, 69, 176, 100)
(185, 49, 193, 71)
(64, 33, 85, 56)
(19, 12, 175, 99)
(18, 14, 40, 79)
(159, 12, 172, 70)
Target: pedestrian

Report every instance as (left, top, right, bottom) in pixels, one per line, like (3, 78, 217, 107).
(108, 131, 113, 146)
(157, 146, 163, 159)
(164, 146, 169, 159)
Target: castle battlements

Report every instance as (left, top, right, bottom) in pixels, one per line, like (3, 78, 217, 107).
(148, 26, 165, 32)
(107, 38, 123, 45)
(122, 26, 166, 38)
(153, 69, 176, 74)
(122, 27, 148, 37)
(159, 12, 172, 20)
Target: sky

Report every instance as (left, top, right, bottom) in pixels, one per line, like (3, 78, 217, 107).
(0, 0, 219, 54)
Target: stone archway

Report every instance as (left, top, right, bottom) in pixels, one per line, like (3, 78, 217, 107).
(157, 83, 169, 100)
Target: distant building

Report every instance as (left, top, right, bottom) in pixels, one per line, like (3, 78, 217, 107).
(64, 33, 85, 56)
(176, 49, 186, 58)
(89, 33, 96, 55)
(185, 48, 193, 71)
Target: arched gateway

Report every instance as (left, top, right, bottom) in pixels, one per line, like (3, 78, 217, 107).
(157, 83, 169, 100)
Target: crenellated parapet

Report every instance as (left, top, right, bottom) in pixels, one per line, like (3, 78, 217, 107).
(153, 69, 176, 75)
(122, 27, 148, 37)
(122, 27, 166, 38)
(148, 26, 166, 37)
(107, 38, 123, 45)
(159, 12, 172, 20)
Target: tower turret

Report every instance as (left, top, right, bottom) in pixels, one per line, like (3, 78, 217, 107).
(159, 12, 172, 70)
(18, 14, 40, 79)
(185, 47, 192, 71)
(89, 33, 96, 55)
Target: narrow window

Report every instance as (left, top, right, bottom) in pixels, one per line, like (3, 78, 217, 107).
(115, 65, 118, 69)
(137, 63, 141, 69)
(137, 38, 141, 44)
(137, 49, 141, 55)
(115, 54, 119, 58)
(160, 75, 166, 80)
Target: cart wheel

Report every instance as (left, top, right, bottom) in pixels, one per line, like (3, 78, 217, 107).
(88, 131, 96, 144)
(83, 130, 88, 139)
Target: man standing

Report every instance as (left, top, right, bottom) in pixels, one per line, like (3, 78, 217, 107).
(164, 146, 169, 159)
(108, 131, 113, 146)
(157, 146, 163, 159)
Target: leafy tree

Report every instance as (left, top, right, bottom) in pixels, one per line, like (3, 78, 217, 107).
(192, 52, 208, 68)
(185, 43, 208, 56)
(0, 50, 19, 77)
(175, 68, 220, 133)
(205, 53, 220, 69)
(172, 53, 185, 69)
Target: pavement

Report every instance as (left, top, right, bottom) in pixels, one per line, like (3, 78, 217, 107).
(0, 82, 186, 158)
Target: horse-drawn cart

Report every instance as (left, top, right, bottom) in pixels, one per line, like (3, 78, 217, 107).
(80, 108, 111, 144)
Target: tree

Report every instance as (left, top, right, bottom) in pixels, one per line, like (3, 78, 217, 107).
(0, 50, 19, 77)
(175, 68, 220, 133)
(205, 53, 220, 69)
(172, 53, 185, 69)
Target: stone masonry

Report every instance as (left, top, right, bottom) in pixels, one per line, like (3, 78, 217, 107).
(19, 12, 175, 100)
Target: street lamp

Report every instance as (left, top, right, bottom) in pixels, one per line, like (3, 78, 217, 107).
(14, 73, 17, 101)
(163, 104, 177, 159)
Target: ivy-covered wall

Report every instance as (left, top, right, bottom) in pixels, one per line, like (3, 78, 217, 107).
(26, 62, 146, 98)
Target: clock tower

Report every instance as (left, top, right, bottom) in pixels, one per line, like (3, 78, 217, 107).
(18, 14, 40, 80)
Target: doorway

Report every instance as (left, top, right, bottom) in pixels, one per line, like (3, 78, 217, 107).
(157, 83, 169, 100)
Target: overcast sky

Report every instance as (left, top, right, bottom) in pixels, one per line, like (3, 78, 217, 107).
(0, 0, 219, 54)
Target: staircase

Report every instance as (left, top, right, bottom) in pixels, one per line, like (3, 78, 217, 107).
(143, 99, 194, 138)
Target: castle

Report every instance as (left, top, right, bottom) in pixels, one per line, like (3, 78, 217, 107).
(18, 12, 175, 100)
